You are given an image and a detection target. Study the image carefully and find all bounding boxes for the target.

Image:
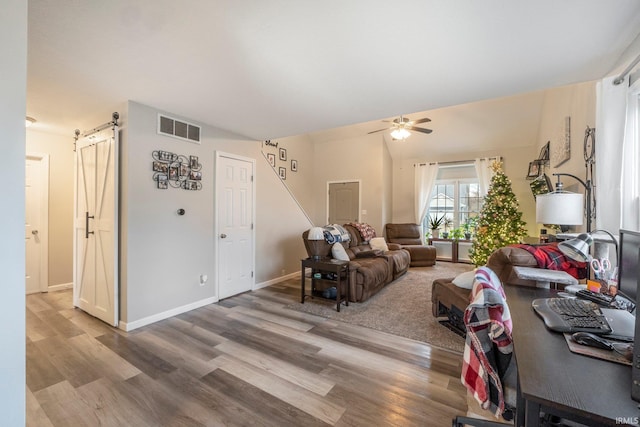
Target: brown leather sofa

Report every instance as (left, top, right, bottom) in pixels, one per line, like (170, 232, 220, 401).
(431, 246, 539, 333)
(302, 224, 411, 303)
(385, 223, 437, 267)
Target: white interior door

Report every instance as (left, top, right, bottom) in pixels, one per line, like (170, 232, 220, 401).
(25, 154, 49, 294)
(216, 152, 255, 300)
(74, 127, 118, 326)
(328, 181, 360, 224)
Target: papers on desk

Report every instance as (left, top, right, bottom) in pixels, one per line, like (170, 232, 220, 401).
(563, 334, 632, 366)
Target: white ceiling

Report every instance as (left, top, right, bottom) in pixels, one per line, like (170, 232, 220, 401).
(27, 0, 640, 144)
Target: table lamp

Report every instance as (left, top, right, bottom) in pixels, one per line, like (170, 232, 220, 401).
(535, 192, 583, 232)
(558, 230, 618, 263)
(558, 233, 592, 262)
(307, 227, 326, 260)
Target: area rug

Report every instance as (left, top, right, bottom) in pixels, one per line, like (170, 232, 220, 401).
(286, 262, 474, 353)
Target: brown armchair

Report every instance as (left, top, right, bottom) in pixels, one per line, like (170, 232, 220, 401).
(385, 223, 437, 267)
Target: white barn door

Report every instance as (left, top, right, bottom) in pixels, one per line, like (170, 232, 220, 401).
(74, 125, 119, 326)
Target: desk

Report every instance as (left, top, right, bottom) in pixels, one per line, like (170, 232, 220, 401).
(508, 286, 640, 426)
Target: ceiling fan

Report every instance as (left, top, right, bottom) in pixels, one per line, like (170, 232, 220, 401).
(368, 115, 433, 140)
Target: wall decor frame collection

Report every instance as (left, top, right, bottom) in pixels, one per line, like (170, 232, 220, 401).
(152, 150, 202, 190)
(262, 140, 298, 181)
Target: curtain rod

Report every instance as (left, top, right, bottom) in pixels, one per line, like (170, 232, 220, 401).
(415, 156, 501, 167)
(613, 53, 640, 85)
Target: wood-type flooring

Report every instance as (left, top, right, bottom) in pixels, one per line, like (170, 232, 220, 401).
(26, 280, 467, 426)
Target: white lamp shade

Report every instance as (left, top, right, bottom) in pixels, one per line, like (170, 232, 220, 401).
(308, 227, 324, 240)
(536, 192, 584, 225)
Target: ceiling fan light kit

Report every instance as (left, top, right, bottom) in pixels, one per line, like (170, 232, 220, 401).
(390, 128, 411, 140)
(368, 115, 433, 140)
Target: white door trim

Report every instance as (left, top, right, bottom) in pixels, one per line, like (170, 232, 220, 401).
(214, 151, 256, 299)
(26, 153, 49, 293)
(326, 179, 361, 224)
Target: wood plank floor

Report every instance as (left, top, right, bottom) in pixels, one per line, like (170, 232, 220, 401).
(26, 279, 468, 426)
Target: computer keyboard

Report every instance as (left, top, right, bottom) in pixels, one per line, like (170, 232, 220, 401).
(532, 298, 613, 334)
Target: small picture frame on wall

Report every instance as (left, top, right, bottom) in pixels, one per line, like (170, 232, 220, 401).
(291, 159, 298, 172)
(153, 161, 168, 173)
(168, 166, 179, 180)
(190, 155, 199, 169)
(279, 148, 287, 161)
(267, 153, 276, 167)
(157, 174, 168, 189)
(526, 161, 540, 179)
(279, 167, 286, 180)
(189, 170, 202, 181)
(180, 163, 189, 176)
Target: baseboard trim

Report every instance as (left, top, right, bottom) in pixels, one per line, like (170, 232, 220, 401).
(254, 271, 299, 290)
(47, 282, 73, 292)
(119, 296, 218, 332)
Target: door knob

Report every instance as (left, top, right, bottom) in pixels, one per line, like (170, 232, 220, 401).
(220, 233, 227, 238)
(32, 230, 38, 235)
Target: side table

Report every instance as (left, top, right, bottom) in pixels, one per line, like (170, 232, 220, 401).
(301, 258, 350, 312)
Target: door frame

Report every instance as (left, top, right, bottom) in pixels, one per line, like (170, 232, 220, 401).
(326, 179, 361, 224)
(214, 151, 256, 300)
(26, 152, 49, 293)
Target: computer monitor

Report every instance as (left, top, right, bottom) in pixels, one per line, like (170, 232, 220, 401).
(619, 229, 640, 305)
(623, 229, 640, 402)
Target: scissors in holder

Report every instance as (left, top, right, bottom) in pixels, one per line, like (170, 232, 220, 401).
(590, 258, 612, 279)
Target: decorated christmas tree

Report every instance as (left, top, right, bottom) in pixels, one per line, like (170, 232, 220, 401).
(469, 160, 527, 266)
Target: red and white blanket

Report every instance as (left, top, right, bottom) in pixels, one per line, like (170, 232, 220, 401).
(461, 266, 513, 418)
(345, 222, 377, 243)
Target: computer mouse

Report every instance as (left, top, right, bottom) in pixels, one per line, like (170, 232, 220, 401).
(571, 332, 614, 350)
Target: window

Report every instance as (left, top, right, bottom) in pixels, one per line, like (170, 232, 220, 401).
(423, 164, 482, 232)
(621, 84, 640, 230)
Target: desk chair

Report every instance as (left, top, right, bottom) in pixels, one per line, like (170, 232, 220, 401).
(453, 267, 518, 427)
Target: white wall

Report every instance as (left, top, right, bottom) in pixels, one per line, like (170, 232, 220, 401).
(264, 134, 316, 224)
(1, 0, 26, 423)
(120, 101, 310, 327)
(533, 80, 597, 235)
(312, 135, 387, 232)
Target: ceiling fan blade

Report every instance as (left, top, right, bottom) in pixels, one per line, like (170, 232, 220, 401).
(367, 128, 390, 134)
(409, 127, 433, 134)
(412, 118, 431, 124)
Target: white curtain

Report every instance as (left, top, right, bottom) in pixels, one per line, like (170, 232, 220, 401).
(474, 157, 500, 197)
(621, 79, 640, 231)
(595, 76, 638, 233)
(414, 162, 439, 237)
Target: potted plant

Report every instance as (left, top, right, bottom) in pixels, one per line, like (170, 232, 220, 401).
(428, 214, 445, 239)
(462, 219, 473, 240)
(442, 217, 453, 239)
(450, 227, 465, 241)
(464, 217, 478, 240)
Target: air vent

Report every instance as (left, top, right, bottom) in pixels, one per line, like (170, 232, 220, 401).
(158, 114, 201, 143)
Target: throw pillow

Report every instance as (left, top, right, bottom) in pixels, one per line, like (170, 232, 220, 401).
(452, 270, 476, 289)
(331, 243, 350, 261)
(369, 237, 389, 252)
